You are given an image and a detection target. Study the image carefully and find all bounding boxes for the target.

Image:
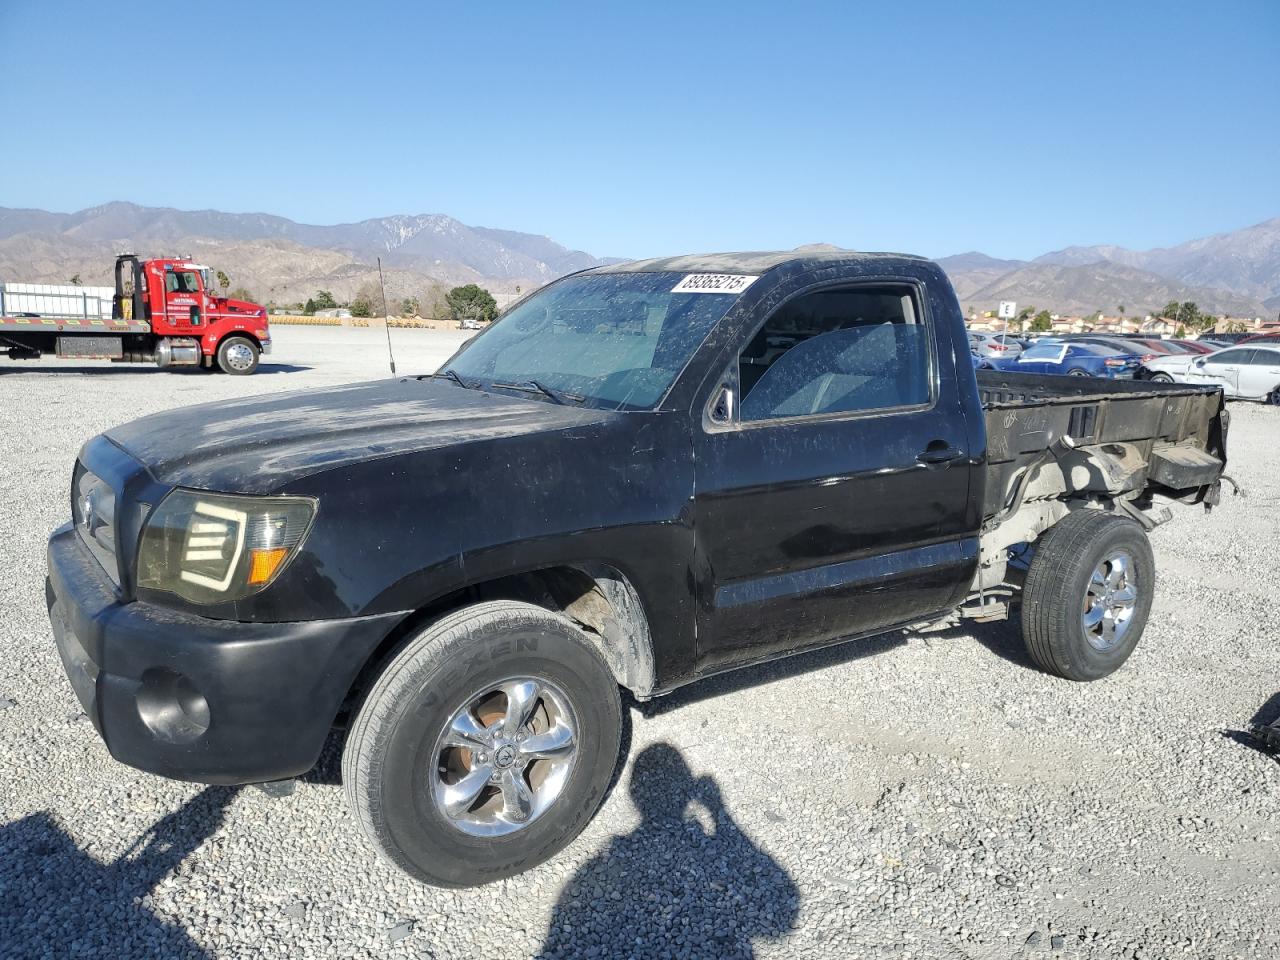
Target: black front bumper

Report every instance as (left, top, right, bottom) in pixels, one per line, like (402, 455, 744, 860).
(46, 524, 404, 785)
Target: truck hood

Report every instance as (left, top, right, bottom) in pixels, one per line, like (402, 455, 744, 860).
(213, 296, 267, 319)
(105, 379, 614, 494)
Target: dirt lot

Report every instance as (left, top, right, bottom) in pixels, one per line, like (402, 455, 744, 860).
(1, 327, 1278, 960)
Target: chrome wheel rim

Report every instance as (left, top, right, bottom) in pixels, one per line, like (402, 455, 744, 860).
(225, 342, 255, 370)
(430, 677, 578, 837)
(1083, 551, 1138, 651)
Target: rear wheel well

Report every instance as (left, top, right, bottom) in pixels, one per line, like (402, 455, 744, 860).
(337, 564, 655, 728)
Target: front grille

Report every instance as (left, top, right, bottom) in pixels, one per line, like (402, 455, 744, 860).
(71, 463, 120, 586)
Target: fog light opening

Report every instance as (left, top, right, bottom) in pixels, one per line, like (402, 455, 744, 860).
(136, 668, 211, 744)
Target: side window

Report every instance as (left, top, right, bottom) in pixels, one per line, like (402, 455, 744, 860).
(738, 285, 931, 422)
(165, 271, 200, 294)
(1210, 349, 1251, 365)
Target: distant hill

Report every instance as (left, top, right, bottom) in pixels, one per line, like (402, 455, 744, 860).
(1029, 218, 1280, 306)
(957, 261, 1269, 319)
(939, 216, 1280, 318)
(0, 201, 620, 305)
(936, 252, 1028, 302)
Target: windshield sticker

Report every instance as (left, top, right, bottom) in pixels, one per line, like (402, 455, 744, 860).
(671, 274, 758, 294)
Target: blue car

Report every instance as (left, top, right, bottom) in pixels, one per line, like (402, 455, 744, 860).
(982, 341, 1141, 378)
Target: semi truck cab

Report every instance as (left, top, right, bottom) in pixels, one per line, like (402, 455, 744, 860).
(114, 254, 271, 373)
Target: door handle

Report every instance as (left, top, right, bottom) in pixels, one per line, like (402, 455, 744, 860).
(917, 443, 963, 465)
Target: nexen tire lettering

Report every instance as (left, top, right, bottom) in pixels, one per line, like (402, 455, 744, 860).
(411, 635, 540, 710)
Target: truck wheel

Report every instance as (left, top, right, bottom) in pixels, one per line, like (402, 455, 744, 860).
(1020, 510, 1154, 681)
(216, 336, 259, 375)
(342, 600, 622, 887)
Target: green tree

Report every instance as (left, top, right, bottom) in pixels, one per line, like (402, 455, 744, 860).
(1030, 310, 1053, 332)
(68, 273, 82, 286)
(313, 290, 338, 310)
(303, 298, 317, 316)
(216, 270, 231, 295)
(446, 284, 498, 325)
(401, 296, 420, 317)
(227, 286, 256, 303)
(349, 280, 383, 319)
(1174, 325, 1186, 338)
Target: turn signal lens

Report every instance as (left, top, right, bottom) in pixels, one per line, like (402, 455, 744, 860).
(248, 547, 289, 584)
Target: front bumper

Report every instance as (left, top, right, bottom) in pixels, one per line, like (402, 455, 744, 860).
(46, 523, 403, 785)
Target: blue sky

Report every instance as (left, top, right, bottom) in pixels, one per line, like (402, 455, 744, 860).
(1, 0, 1276, 261)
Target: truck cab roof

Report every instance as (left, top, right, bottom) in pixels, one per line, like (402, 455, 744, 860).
(589, 250, 931, 276)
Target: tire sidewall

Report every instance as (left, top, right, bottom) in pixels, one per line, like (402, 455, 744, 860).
(1058, 518, 1154, 680)
(366, 613, 620, 887)
(217, 335, 259, 375)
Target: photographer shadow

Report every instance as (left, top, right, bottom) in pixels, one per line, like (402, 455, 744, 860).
(538, 742, 798, 960)
(0, 786, 238, 958)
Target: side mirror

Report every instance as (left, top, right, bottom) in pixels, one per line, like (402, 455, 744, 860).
(1194, 358, 1206, 367)
(708, 385, 735, 425)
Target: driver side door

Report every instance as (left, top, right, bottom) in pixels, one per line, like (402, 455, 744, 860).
(162, 267, 206, 333)
(690, 281, 979, 674)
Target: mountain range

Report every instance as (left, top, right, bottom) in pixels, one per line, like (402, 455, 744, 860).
(0, 201, 618, 305)
(0, 202, 1276, 318)
(939, 217, 1280, 319)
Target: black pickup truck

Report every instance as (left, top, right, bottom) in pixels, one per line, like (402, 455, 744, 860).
(46, 251, 1227, 886)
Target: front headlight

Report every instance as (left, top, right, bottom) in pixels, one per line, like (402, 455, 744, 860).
(137, 490, 317, 604)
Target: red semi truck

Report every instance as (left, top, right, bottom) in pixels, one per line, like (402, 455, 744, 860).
(0, 254, 270, 374)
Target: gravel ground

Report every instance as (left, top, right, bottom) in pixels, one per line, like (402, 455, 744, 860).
(1, 326, 1278, 960)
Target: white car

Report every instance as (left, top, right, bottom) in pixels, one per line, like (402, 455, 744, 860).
(1143, 343, 1280, 404)
(968, 331, 1024, 358)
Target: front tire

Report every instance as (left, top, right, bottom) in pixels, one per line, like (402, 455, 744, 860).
(342, 601, 623, 887)
(216, 335, 260, 375)
(1150, 372, 1173, 383)
(1021, 511, 1154, 681)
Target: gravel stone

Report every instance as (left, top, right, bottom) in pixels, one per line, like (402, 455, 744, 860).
(2, 327, 1278, 959)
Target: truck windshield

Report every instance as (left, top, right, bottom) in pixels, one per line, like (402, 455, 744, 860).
(445, 272, 749, 410)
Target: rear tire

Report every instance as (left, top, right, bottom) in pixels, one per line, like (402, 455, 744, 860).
(1021, 510, 1154, 681)
(216, 335, 259, 375)
(342, 601, 623, 887)
(1067, 368, 1089, 377)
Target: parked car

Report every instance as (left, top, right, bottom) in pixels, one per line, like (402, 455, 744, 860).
(1241, 331, 1280, 345)
(983, 340, 1142, 378)
(1142, 344, 1280, 403)
(1167, 340, 1215, 354)
(1062, 336, 1167, 363)
(1200, 331, 1254, 345)
(968, 331, 1024, 358)
(47, 251, 1227, 887)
